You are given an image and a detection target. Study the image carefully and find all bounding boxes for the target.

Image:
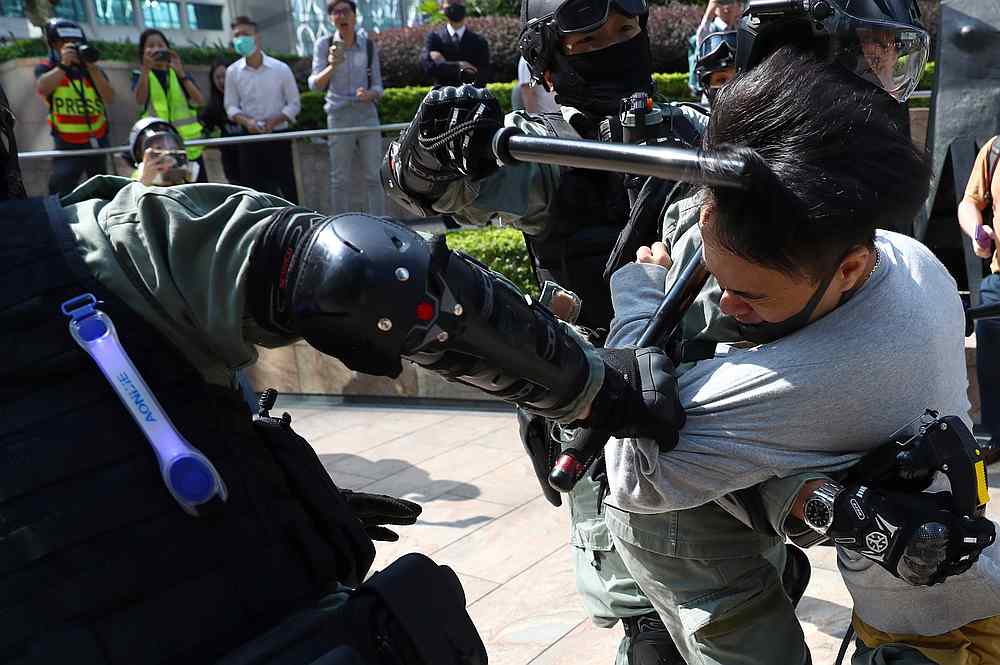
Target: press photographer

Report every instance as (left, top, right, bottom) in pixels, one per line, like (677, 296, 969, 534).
(35, 18, 116, 197)
(133, 29, 208, 182)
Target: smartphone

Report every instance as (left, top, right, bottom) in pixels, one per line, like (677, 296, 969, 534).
(153, 49, 172, 63)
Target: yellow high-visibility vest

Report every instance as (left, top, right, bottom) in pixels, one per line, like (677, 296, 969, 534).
(145, 69, 204, 161)
(48, 73, 108, 144)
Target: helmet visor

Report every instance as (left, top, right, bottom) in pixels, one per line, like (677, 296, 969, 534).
(697, 31, 737, 64)
(830, 13, 928, 102)
(553, 0, 646, 34)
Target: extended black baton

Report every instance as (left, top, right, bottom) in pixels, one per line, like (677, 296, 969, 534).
(492, 127, 752, 189)
(490, 128, 749, 493)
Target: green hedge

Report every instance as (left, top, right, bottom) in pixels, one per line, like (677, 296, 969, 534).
(445, 227, 536, 295)
(295, 66, 934, 129)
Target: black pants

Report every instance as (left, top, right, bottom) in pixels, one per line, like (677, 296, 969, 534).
(49, 136, 110, 198)
(238, 133, 298, 204)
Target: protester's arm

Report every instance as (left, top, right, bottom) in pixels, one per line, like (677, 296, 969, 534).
(308, 36, 332, 91)
(958, 140, 997, 257)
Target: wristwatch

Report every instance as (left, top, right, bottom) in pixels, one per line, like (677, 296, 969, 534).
(802, 480, 844, 535)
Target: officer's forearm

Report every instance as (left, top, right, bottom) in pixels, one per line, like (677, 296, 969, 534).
(247, 211, 602, 421)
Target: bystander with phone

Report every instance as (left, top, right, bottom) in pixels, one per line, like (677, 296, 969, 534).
(308, 0, 385, 215)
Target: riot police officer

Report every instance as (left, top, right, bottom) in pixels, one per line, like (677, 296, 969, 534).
(0, 75, 491, 664)
(382, 1, 707, 662)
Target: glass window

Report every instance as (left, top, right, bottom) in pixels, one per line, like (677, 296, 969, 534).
(0, 0, 23, 17)
(53, 0, 87, 21)
(186, 2, 222, 30)
(142, 0, 180, 28)
(94, 0, 134, 24)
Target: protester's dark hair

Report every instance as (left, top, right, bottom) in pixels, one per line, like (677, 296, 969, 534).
(138, 29, 170, 60)
(327, 0, 356, 14)
(199, 56, 234, 135)
(702, 46, 929, 281)
(231, 15, 257, 30)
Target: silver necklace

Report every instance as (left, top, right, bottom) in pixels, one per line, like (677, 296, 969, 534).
(867, 247, 881, 281)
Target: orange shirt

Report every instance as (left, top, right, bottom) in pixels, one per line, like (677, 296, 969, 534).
(963, 137, 1000, 273)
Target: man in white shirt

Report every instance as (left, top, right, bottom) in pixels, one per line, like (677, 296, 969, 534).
(516, 56, 559, 114)
(225, 15, 302, 203)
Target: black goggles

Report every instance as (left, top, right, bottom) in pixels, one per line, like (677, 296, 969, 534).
(697, 31, 738, 63)
(553, 0, 647, 34)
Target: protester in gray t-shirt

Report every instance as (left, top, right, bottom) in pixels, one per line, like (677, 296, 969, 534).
(598, 47, 1000, 660)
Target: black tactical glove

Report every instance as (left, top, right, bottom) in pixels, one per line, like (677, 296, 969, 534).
(381, 84, 502, 217)
(583, 346, 686, 449)
(342, 490, 422, 542)
(830, 484, 996, 586)
(547, 347, 685, 494)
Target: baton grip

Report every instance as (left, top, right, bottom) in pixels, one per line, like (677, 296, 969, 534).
(549, 427, 613, 493)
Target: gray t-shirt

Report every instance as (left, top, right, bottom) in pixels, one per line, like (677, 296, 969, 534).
(603, 229, 1000, 634)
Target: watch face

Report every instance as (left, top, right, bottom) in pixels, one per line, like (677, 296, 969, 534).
(805, 498, 833, 530)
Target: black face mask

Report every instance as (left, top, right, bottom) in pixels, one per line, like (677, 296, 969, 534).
(551, 30, 653, 117)
(735, 271, 834, 345)
(444, 4, 466, 22)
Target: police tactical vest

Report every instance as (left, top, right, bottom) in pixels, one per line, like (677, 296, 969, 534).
(0, 198, 375, 664)
(529, 113, 631, 332)
(146, 70, 205, 161)
(48, 69, 108, 144)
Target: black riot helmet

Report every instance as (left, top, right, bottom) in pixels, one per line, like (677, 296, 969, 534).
(696, 30, 738, 100)
(736, 0, 928, 101)
(45, 18, 87, 48)
(518, 0, 653, 116)
(0, 82, 26, 201)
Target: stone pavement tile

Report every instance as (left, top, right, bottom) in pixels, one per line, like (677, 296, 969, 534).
(434, 495, 570, 583)
(467, 548, 588, 665)
(528, 617, 621, 665)
(368, 494, 511, 571)
(450, 458, 544, 507)
(320, 448, 416, 481)
(301, 410, 457, 456)
(327, 470, 376, 490)
(456, 572, 501, 605)
(807, 544, 841, 573)
(362, 443, 523, 502)
(471, 419, 523, 453)
(797, 566, 854, 663)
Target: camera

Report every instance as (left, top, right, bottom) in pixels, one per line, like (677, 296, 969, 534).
(71, 42, 100, 63)
(153, 49, 171, 63)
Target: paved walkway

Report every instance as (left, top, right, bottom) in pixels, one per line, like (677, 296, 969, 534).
(282, 400, 998, 665)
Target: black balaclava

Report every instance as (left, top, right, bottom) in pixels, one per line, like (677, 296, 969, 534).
(550, 29, 654, 117)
